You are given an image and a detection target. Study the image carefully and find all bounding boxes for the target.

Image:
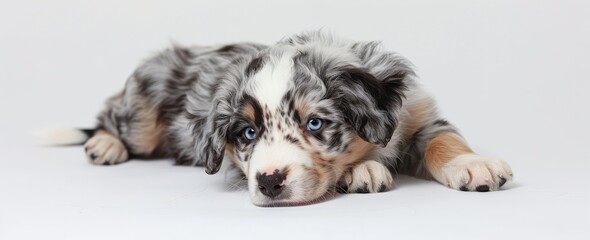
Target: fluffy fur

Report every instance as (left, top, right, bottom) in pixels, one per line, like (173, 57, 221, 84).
(51, 31, 513, 206)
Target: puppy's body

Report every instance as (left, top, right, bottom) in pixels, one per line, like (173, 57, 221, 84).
(77, 32, 512, 206)
(92, 43, 266, 164)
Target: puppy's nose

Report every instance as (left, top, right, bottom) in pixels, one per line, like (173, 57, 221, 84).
(256, 169, 286, 198)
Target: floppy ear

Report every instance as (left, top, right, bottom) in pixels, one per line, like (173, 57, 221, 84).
(191, 101, 231, 175)
(333, 67, 407, 147)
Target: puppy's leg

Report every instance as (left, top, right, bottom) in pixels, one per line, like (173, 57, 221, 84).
(84, 92, 130, 165)
(422, 132, 513, 191)
(85, 86, 168, 165)
(403, 120, 513, 192)
(400, 93, 512, 191)
(338, 160, 394, 193)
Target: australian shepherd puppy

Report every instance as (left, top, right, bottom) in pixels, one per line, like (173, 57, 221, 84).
(44, 31, 513, 206)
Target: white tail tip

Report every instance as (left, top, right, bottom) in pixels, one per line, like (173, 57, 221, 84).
(32, 128, 90, 146)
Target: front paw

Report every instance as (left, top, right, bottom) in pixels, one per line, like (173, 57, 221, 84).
(338, 160, 394, 193)
(442, 154, 513, 192)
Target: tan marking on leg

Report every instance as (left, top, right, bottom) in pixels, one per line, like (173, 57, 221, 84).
(331, 135, 377, 179)
(303, 133, 376, 174)
(338, 137, 376, 166)
(402, 96, 434, 139)
(300, 132, 377, 195)
(332, 136, 394, 194)
(128, 96, 166, 155)
(424, 132, 473, 179)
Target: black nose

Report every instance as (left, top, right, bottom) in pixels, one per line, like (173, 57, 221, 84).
(256, 169, 286, 198)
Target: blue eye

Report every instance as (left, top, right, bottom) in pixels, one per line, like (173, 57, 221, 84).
(243, 127, 257, 140)
(307, 118, 323, 131)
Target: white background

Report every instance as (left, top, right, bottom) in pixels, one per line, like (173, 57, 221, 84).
(1, 0, 589, 239)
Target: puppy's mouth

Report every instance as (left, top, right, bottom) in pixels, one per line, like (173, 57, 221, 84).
(253, 188, 338, 207)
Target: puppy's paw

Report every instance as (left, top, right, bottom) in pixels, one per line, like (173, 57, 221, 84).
(84, 133, 129, 165)
(442, 154, 513, 192)
(338, 160, 393, 193)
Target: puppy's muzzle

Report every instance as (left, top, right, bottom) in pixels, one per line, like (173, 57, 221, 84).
(256, 169, 286, 198)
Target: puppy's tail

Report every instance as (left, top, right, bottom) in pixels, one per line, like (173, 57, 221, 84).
(33, 128, 96, 146)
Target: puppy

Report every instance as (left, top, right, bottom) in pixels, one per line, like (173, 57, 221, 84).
(45, 31, 513, 206)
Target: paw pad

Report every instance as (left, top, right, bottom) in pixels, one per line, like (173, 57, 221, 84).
(355, 183, 370, 193)
(475, 185, 490, 192)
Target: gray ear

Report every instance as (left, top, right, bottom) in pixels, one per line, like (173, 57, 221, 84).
(191, 101, 231, 175)
(332, 67, 407, 147)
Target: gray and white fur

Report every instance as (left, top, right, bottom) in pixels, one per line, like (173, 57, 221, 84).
(46, 31, 513, 206)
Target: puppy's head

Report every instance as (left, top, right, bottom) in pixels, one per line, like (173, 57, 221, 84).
(190, 34, 411, 206)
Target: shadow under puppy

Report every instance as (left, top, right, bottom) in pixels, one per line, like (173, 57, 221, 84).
(45, 31, 513, 206)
